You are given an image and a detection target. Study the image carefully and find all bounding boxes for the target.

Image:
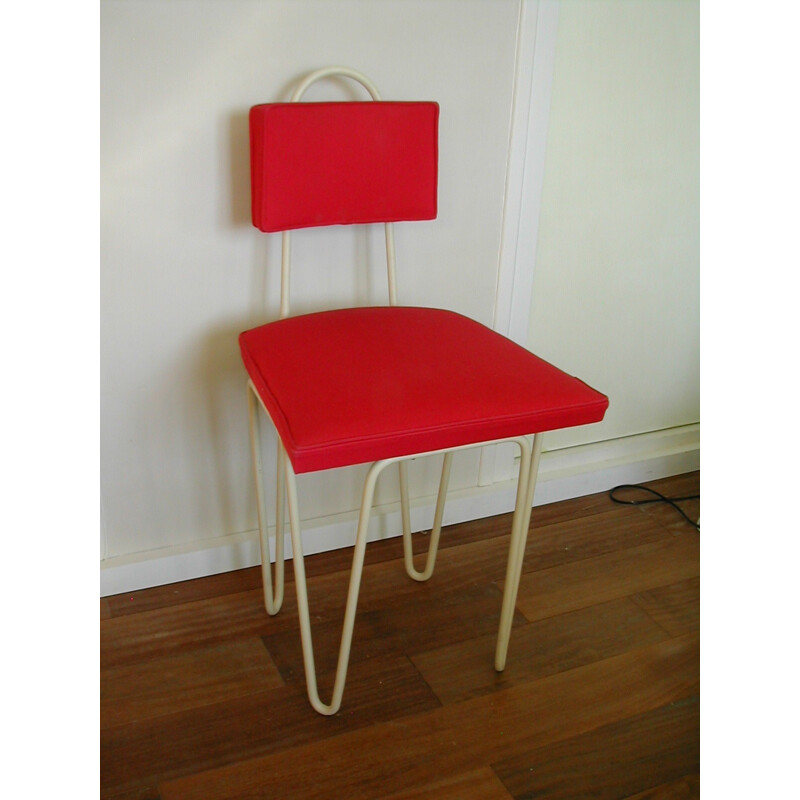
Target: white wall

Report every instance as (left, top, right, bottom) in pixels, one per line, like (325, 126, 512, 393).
(100, 0, 700, 593)
(528, 0, 700, 451)
(101, 0, 520, 562)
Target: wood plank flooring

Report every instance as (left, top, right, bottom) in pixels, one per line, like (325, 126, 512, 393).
(101, 472, 699, 799)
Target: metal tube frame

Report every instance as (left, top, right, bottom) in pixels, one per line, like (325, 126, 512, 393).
(248, 380, 543, 715)
(247, 383, 285, 615)
(399, 454, 453, 582)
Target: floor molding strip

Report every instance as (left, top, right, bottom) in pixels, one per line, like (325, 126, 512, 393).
(100, 424, 699, 596)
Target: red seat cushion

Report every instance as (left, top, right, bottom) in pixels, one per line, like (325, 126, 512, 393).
(240, 307, 608, 474)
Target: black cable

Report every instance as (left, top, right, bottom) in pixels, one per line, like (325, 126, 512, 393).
(609, 483, 700, 530)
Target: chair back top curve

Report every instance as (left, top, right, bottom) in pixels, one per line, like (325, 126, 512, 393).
(249, 67, 439, 316)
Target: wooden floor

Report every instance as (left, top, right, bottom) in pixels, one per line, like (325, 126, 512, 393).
(101, 472, 700, 800)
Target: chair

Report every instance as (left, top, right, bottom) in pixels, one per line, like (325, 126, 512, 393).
(240, 66, 608, 715)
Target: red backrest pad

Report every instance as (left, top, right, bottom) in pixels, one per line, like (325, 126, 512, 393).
(249, 101, 439, 232)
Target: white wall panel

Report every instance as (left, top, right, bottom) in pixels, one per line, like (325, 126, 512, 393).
(101, 0, 520, 559)
(527, 0, 700, 451)
(101, 0, 700, 588)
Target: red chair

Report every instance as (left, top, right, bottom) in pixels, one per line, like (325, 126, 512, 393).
(240, 67, 608, 714)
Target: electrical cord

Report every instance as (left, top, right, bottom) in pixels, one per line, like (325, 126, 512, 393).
(609, 484, 700, 531)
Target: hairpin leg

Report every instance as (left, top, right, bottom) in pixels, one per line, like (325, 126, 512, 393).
(247, 382, 285, 615)
(251, 414, 540, 714)
(495, 433, 543, 671)
(400, 453, 453, 582)
(284, 456, 385, 716)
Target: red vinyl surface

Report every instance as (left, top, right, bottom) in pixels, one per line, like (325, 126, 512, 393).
(249, 102, 439, 232)
(240, 307, 608, 474)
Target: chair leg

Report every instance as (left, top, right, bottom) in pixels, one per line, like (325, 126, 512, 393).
(284, 456, 384, 715)
(247, 382, 285, 616)
(400, 452, 453, 582)
(495, 433, 544, 671)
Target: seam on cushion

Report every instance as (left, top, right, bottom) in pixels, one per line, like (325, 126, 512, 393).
(288, 395, 608, 459)
(241, 345, 302, 455)
(265, 212, 436, 234)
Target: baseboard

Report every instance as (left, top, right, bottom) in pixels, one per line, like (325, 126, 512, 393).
(100, 424, 699, 597)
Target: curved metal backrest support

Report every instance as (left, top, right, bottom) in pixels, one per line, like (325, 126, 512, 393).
(280, 67, 398, 318)
(290, 65, 383, 102)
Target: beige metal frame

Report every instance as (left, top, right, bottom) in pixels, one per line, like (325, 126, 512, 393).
(247, 66, 546, 714)
(248, 380, 543, 715)
(247, 384, 285, 615)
